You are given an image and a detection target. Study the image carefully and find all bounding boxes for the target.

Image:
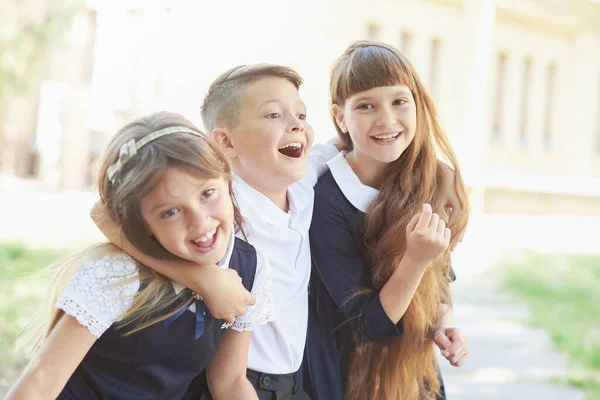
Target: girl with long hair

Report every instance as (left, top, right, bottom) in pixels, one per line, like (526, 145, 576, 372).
(304, 41, 470, 400)
(6, 112, 273, 400)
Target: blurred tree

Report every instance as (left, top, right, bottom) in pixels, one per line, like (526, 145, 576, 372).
(0, 0, 82, 178)
(0, 0, 81, 108)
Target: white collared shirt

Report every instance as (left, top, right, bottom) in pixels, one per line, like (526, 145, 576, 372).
(327, 152, 379, 212)
(234, 143, 338, 374)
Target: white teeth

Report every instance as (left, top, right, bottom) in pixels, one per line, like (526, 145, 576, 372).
(373, 133, 400, 141)
(193, 229, 216, 243)
(278, 142, 302, 150)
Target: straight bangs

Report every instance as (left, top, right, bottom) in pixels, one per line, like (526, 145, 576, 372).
(331, 42, 415, 106)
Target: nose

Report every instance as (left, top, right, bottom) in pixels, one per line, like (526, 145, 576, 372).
(375, 105, 396, 128)
(187, 205, 211, 231)
(288, 114, 305, 133)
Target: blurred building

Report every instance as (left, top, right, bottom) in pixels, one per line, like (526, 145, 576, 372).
(1, 0, 599, 215)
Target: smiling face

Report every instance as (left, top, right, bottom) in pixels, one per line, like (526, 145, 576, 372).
(224, 76, 314, 196)
(140, 167, 233, 266)
(333, 85, 417, 174)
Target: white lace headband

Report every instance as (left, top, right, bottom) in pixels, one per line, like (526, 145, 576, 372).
(107, 126, 203, 184)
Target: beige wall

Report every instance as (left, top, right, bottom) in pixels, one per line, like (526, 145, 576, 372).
(2, 0, 600, 215)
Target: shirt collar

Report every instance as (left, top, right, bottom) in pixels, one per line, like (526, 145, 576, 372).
(173, 226, 235, 295)
(233, 173, 309, 226)
(327, 152, 379, 213)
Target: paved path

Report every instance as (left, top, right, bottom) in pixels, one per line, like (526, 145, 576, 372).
(438, 260, 584, 400)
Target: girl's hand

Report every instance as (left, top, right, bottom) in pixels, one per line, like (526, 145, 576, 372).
(405, 203, 451, 269)
(433, 327, 469, 367)
(200, 267, 256, 324)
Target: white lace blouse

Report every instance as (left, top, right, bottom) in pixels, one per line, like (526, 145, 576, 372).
(56, 235, 274, 338)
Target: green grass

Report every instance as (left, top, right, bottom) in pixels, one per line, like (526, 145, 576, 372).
(0, 243, 68, 393)
(499, 251, 600, 399)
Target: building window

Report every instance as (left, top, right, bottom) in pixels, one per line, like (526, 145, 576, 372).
(543, 62, 556, 149)
(400, 30, 412, 58)
(429, 38, 441, 99)
(492, 52, 507, 142)
(366, 23, 380, 40)
(519, 57, 532, 147)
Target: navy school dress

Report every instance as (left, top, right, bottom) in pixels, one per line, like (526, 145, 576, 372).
(303, 160, 446, 400)
(56, 237, 258, 400)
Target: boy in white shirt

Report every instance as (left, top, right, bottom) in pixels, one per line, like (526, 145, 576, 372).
(202, 64, 337, 399)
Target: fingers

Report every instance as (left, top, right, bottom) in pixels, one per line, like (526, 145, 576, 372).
(246, 293, 257, 306)
(428, 212, 439, 231)
(416, 203, 433, 230)
(442, 328, 469, 366)
(451, 351, 469, 367)
(406, 211, 421, 233)
(443, 344, 467, 365)
(444, 227, 451, 243)
(436, 217, 446, 236)
(433, 331, 452, 351)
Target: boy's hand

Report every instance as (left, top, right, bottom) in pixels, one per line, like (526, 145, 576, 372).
(405, 203, 451, 269)
(200, 267, 256, 324)
(433, 327, 469, 367)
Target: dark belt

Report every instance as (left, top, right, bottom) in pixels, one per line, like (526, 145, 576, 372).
(247, 368, 300, 394)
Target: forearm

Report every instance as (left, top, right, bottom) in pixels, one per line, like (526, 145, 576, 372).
(210, 376, 258, 400)
(91, 200, 211, 293)
(5, 365, 58, 400)
(379, 255, 428, 324)
(437, 303, 454, 329)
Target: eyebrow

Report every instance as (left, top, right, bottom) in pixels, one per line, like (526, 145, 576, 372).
(353, 88, 412, 103)
(149, 201, 175, 215)
(258, 99, 306, 109)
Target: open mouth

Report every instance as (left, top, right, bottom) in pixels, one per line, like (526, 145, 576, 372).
(371, 132, 401, 143)
(189, 228, 218, 253)
(278, 142, 303, 158)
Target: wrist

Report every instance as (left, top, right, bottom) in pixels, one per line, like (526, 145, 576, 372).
(192, 263, 220, 296)
(400, 253, 430, 272)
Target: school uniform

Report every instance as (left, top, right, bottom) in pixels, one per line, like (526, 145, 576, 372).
(303, 152, 446, 400)
(233, 143, 338, 400)
(55, 232, 273, 400)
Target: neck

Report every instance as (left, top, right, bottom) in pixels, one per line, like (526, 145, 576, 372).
(345, 150, 387, 189)
(236, 172, 289, 212)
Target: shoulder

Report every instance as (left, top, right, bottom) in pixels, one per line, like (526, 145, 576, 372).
(313, 171, 355, 217)
(79, 245, 139, 276)
(232, 237, 257, 257)
(56, 245, 141, 338)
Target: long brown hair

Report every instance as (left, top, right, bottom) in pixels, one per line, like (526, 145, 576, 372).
(20, 111, 243, 355)
(330, 41, 470, 399)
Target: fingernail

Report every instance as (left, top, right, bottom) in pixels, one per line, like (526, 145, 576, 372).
(423, 203, 431, 211)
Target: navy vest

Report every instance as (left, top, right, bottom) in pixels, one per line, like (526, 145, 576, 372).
(59, 238, 257, 400)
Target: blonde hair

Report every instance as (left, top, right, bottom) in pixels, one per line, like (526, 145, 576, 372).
(20, 111, 242, 356)
(201, 64, 303, 132)
(330, 41, 470, 400)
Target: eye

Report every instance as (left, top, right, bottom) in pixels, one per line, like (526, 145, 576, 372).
(357, 103, 374, 110)
(393, 99, 407, 106)
(202, 188, 215, 198)
(297, 113, 307, 121)
(161, 208, 179, 218)
(266, 113, 281, 119)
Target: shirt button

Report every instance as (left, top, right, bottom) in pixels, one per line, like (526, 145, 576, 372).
(262, 376, 273, 387)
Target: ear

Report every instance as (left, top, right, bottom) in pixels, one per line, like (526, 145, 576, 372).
(331, 104, 347, 134)
(211, 128, 238, 159)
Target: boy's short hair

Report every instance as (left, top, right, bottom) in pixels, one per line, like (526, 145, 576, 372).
(201, 64, 303, 133)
